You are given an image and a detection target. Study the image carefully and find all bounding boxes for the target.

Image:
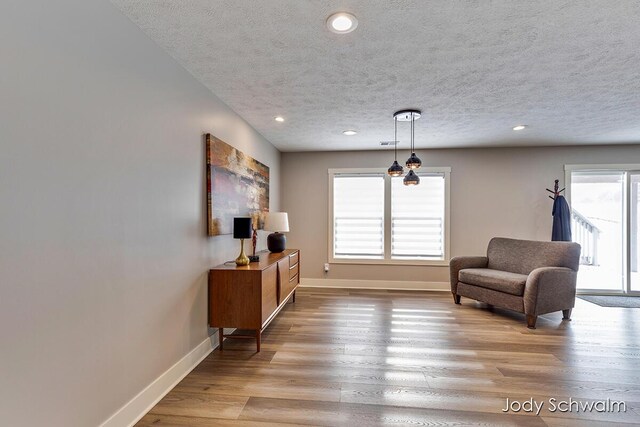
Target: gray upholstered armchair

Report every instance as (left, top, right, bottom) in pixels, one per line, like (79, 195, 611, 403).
(450, 237, 581, 328)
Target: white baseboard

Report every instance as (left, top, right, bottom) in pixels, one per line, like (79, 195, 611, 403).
(300, 278, 449, 291)
(99, 333, 219, 427)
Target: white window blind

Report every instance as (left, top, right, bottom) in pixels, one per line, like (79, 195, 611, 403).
(333, 174, 385, 258)
(391, 174, 445, 259)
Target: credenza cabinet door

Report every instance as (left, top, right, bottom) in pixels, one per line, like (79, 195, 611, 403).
(261, 264, 278, 324)
(209, 270, 262, 329)
(276, 258, 289, 305)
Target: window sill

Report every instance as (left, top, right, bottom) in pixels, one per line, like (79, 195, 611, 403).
(329, 258, 449, 267)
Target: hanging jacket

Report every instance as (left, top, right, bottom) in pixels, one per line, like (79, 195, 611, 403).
(552, 195, 572, 241)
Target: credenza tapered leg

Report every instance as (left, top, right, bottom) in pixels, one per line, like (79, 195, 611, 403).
(256, 330, 261, 352)
(292, 290, 296, 303)
(219, 328, 224, 351)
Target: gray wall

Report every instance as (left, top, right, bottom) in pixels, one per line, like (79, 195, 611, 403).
(282, 146, 640, 282)
(0, 1, 279, 426)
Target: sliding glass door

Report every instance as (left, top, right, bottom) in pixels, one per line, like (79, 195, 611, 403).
(568, 166, 640, 294)
(570, 171, 625, 292)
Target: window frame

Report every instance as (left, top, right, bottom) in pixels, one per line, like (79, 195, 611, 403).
(327, 167, 451, 266)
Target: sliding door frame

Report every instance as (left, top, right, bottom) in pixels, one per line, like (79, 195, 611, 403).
(565, 164, 640, 295)
(626, 171, 640, 295)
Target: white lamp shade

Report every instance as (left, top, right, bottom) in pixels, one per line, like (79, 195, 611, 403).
(264, 212, 289, 232)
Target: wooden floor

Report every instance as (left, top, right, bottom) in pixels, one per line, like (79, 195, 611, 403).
(137, 288, 640, 426)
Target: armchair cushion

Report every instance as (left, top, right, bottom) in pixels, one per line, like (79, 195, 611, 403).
(459, 268, 527, 296)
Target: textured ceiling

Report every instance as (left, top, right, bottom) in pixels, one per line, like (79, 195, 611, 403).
(111, 0, 640, 152)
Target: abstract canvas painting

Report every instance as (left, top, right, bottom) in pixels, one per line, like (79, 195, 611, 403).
(206, 133, 270, 236)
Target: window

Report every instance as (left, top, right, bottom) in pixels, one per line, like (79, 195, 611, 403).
(329, 168, 450, 265)
(391, 174, 445, 259)
(333, 174, 385, 259)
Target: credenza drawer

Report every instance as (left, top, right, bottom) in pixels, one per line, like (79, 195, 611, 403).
(289, 251, 299, 267)
(281, 274, 297, 300)
(289, 262, 299, 281)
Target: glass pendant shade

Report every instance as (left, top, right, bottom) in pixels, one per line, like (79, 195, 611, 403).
(403, 169, 420, 186)
(406, 152, 422, 170)
(387, 160, 404, 177)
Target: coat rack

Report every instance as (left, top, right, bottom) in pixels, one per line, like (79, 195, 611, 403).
(546, 179, 565, 200)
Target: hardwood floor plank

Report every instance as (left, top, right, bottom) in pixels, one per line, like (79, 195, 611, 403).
(146, 390, 248, 420)
(339, 383, 530, 415)
(342, 344, 563, 365)
(219, 341, 346, 354)
(426, 376, 640, 402)
(270, 350, 502, 371)
(497, 364, 640, 386)
(173, 374, 342, 402)
(239, 396, 547, 427)
(189, 363, 436, 388)
(136, 413, 311, 426)
(541, 418, 632, 427)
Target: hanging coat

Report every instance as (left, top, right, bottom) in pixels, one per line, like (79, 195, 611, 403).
(552, 195, 572, 241)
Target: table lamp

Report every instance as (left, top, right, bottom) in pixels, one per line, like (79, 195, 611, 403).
(233, 217, 252, 266)
(264, 212, 289, 253)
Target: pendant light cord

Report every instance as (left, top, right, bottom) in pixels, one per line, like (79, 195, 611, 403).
(394, 116, 398, 161)
(410, 112, 414, 153)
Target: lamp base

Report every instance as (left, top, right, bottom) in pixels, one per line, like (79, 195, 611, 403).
(235, 239, 250, 266)
(267, 232, 286, 253)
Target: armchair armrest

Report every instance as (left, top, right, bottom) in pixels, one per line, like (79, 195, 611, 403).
(449, 256, 488, 294)
(524, 267, 577, 316)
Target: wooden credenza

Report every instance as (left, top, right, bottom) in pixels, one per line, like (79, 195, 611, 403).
(208, 249, 300, 352)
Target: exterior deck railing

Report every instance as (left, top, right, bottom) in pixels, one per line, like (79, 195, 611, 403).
(571, 209, 599, 265)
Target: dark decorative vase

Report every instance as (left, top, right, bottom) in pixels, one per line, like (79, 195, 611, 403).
(267, 232, 286, 253)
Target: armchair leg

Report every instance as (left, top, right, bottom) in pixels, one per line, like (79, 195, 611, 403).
(526, 315, 537, 329)
(562, 309, 572, 320)
(452, 292, 461, 305)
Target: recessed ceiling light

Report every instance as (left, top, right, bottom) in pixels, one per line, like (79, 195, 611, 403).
(326, 12, 358, 34)
(274, 116, 285, 122)
(513, 125, 527, 131)
(343, 130, 357, 136)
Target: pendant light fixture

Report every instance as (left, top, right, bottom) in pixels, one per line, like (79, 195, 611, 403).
(404, 110, 422, 170)
(387, 114, 404, 177)
(390, 109, 422, 185)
